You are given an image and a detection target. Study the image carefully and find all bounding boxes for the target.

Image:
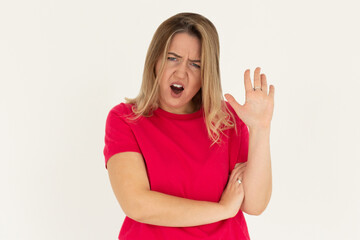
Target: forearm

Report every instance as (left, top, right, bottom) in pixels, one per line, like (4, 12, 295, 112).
(241, 126, 272, 215)
(132, 190, 228, 227)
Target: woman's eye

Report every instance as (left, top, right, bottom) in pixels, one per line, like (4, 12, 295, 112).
(167, 57, 200, 69)
(191, 63, 201, 69)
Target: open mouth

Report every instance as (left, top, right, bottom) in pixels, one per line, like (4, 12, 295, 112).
(170, 83, 184, 94)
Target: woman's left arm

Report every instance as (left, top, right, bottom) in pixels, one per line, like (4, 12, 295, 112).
(240, 126, 272, 215)
(225, 67, 275, 215)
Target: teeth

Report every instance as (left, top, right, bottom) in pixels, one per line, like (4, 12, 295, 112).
(172, 83, 183, 88)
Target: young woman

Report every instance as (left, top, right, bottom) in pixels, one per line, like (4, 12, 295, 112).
(103, 12, 274, 240)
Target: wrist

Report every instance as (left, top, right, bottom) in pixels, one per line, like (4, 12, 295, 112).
(248, 125, 271, 133)
(218, 202, 233, 219)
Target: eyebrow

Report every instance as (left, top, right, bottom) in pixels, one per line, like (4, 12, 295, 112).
(168, 52, 201, 63)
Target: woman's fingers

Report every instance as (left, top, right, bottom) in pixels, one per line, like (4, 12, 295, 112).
(234, 162, 247, 167)
(234, 162, 247, 171)
(244, 69, 253, 93)
(229, 166, 237, 182)
(261, 73, 268, 94)
(230, 162, 247, 182)
(234, 168, 245, 181)
(254, 67, 261, 89)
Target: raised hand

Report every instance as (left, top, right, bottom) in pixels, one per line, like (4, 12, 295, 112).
(224, 67, 275, 130)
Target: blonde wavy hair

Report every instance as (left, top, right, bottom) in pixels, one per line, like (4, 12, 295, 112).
(124, 12, 238, 146)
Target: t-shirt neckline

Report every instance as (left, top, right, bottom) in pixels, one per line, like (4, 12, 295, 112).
(154, 105, 204, 120)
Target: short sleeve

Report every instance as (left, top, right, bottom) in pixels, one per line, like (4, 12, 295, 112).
(103, 105, 141, 169)
(226, 101, 250, 170)
(237, 120, 249, 163)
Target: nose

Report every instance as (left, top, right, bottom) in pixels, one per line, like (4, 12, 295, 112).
(174, 60, 187, 79)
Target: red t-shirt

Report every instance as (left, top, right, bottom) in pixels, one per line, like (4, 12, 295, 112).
(103, 101, 250, 240)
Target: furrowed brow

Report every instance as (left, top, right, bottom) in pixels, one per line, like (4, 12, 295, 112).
(168, 52, 201, 63)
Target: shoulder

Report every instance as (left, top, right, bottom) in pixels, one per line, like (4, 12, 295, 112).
(108, 102, 135, 117)
(105, 102, 139, 126)
(109, 102, 134, 114)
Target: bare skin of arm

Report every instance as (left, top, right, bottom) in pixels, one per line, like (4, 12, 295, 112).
(225, 67, 275, 215)
(240, 127, 272, 215)
(107, 152, 246, 227)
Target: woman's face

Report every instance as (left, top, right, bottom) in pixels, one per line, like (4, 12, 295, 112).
(155, 32, 202, 114)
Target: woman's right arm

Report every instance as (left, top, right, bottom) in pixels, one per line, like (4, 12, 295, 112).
(107, 152, 241, 227)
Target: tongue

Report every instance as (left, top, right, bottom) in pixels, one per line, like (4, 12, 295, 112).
(171, 86, 184, 94)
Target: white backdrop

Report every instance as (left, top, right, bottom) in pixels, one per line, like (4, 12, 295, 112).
(1, 0, 359, 239)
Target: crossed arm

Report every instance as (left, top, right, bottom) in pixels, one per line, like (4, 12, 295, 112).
(107, 127, 272, 228)
(107, 151, 231, 227)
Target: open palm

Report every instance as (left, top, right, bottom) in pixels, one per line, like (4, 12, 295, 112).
(224, 67, 275, 129)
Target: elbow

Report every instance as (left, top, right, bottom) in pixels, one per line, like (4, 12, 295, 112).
(119, 202, 140, 221)
(123, 205, 141, 222)
(129, 200, 149, 222)
(242, 189, 272, 216)
(242, 205, 266, 216)
(119, 193, 146, 222)
(241, 199, 270, 216)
